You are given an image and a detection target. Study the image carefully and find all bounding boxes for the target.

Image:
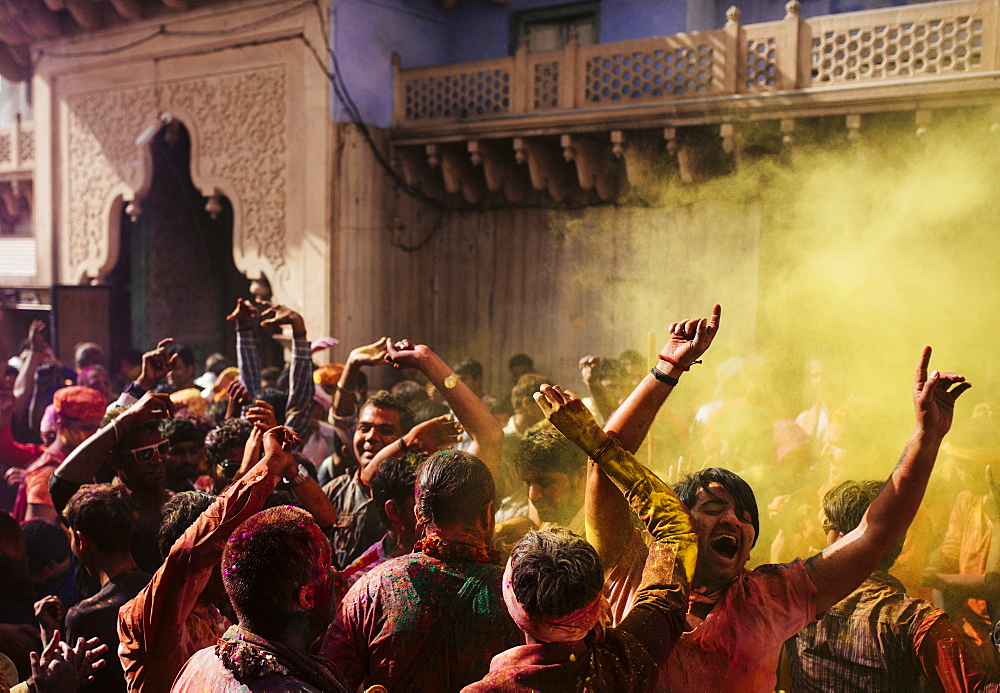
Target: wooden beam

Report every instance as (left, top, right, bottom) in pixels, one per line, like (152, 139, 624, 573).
(561, 134, 617, 201)
(437, 142, 485, 205)
(393, 145, 445, 199)
(469, 139, 525, 204)
(514, 137, 572, 202)
(611, 130, 662, 198)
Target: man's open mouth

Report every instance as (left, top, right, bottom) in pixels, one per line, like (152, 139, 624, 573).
(710, 535, 738, 559)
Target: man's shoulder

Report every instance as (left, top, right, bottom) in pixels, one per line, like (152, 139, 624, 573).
(322, 472, 361, 496)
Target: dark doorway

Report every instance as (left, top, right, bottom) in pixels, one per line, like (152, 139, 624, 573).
(106, 119, 247, 377)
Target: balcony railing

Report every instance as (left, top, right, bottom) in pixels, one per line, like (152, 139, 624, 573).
(0, 117, 34, 176)
(392, 0, 998, 133)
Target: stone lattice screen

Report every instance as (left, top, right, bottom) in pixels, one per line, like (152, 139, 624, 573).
(808, 3, 987, 83)
(393, 0, 998, 127)
(742, 21, 783, 92)
(0, 121, 33, 173)
(580, 37, 722, 103)
(402, 59, 512, 121)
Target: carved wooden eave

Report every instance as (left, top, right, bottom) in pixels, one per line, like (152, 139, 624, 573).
(0, 0, 234, 81)
(390, 0, 1000, 204)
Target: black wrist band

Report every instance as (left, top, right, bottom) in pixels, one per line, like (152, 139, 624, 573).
(292, 331, 307, 339)
(650, 366, 679, 387)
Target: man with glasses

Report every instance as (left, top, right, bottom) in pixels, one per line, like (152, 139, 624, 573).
(50, 391, 174, 575)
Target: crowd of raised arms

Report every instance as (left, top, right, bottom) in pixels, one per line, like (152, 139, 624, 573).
(1, 298, 999, 692)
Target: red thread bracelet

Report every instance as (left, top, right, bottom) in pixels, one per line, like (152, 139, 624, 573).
(658, 355, 690, 371)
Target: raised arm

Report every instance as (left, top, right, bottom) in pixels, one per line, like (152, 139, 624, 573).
(51, 393, 173, 487)
(386, 339, 503, 480)
(12, 320, 47, 418)
(228, 299, 261, 404)
(255, 299, 314, 438)
(359, 414, 463, 486)
(807, 346, 970, 615)
(333, 338, 389, 420)
(587, 305, 721, 574)
(535, 384, 696, 663)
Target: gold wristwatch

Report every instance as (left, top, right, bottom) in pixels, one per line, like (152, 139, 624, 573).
(443, 372, 459, 390)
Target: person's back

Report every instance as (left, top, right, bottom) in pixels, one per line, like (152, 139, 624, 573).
(790, 570, 933, 691)
(330, 546, 518, 690)
(322, 450, 521, 691)
(789, 480, 1000, 692)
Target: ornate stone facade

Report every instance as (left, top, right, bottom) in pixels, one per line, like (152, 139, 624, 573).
(65, 65, 288, 280)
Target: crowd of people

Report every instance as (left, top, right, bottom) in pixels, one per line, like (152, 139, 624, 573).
(0, 298, 998, 692)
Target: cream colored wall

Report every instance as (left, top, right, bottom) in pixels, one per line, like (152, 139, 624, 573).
(30, 0, 332, 338)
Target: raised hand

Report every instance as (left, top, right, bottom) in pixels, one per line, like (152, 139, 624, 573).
(579, 355, 602, 387)
(407, 414, 464, 453)
(913, 346, 971, 438)
(350, 337, 391, 367)
(28, 320, 48, 351)
(533, 384, 607, 457)
(224, 379, 251, 420)
(226, 299, 258, 329)
(60, 636, 108, 685)
(120, 392, 174, 430)
(255, 299, 306, 334)
(138, 338, 178, 391)
(261, 426, 301, 477)
(385, 338, 429, 370)
(33, 595, 64, 633)
(247, 399, 278, 432)
(660, 304, 722, 371)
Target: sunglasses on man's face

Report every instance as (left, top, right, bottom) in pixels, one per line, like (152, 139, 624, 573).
(121, 440, 169, 464)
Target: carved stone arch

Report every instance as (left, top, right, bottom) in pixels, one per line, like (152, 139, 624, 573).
(62, 66, 291, 294)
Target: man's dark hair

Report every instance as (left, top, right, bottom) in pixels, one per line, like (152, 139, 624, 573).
(510, 373, 547, 413)
(823, 479, 901, 570)
(160, 417, 203, 446)
(363, 390, 415, 434)
(222, 506, 329, 636)
(510, 528, 603, 618)
(205, 353, 231, 376)
(516, 421, 587, 477)
(673, 467, 760, 547)
(168, 344, 195, 368)
(417, 450, 495, 528)
(204, 418, 253, 466)
(254, 387, 288, 424)
(412, 400, 450, 426)
(22, 520, 71, 576)
(454, 359, 484, 380)
(370, 453, 423, 524)
(260, 366, 281, 387)
(158, 491, 215, 558)
(508, 354, 534, 371)
(390, 380, 428, 408)
(63, 484, 135, 554)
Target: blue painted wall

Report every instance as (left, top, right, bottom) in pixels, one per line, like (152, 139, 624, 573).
(331, 0, 923, 126)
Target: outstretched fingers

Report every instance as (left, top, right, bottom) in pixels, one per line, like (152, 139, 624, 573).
(915, 346, 932, 387)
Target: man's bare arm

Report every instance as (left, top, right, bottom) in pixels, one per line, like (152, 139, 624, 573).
(806, 346, 970, 615)
(588, 305, 721, 573)
(386, 340, 503, 480)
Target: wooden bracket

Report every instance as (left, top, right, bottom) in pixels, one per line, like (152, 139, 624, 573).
(468, 139, 525, 204)
(437, 142, 486, 205)
(392, 145, 445, 199)
(513, 137, 572, 202)
(561, 134, 617, 201)
(612, 130, 662, 197)
(846, 114, 862, 144)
